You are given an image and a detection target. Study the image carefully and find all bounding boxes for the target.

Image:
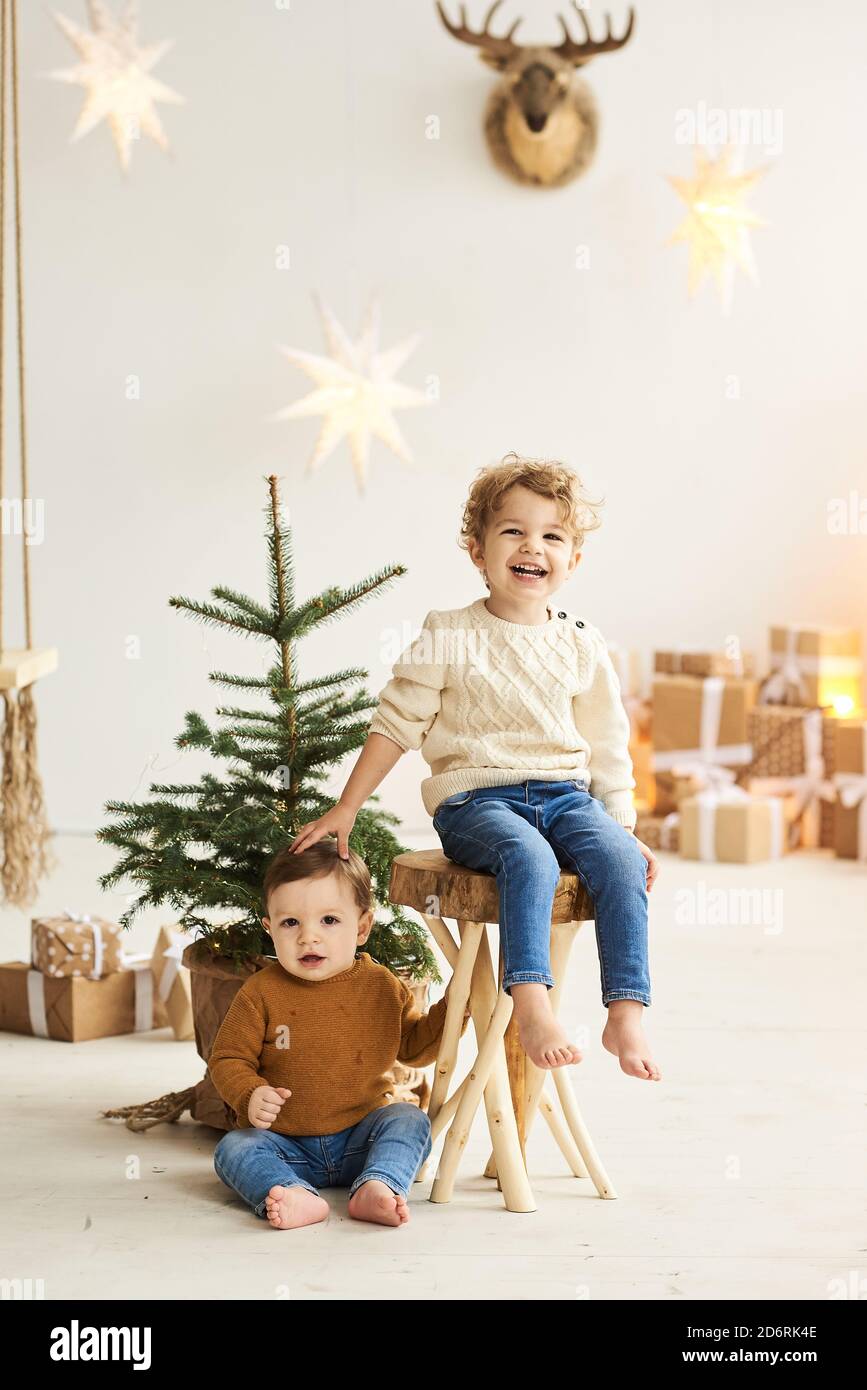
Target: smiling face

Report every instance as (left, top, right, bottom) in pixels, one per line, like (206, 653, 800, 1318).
(262, 872, 373, 982)
(468, 483, 581, 612)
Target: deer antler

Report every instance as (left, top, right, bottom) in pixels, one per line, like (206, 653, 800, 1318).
(435, 0, 524, 61)
(554, 1, 635, 65)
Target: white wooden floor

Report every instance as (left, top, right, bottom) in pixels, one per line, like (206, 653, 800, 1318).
(1, 833, 864, 1301)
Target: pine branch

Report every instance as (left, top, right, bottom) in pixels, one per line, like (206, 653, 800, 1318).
(294, 669, 369, 695)
(275, 566, 407, 642)
(208, 671, 276, 690)
(168, 596, 271, 639)
(209, 586, 275, 629)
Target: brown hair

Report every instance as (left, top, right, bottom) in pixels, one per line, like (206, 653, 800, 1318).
(459, 452, 604, 572)
(262, 840, 372, 919)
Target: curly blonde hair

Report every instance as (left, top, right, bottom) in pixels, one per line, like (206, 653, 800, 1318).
(459, 453, 604, 579)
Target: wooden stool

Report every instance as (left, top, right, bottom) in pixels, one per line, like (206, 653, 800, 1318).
(388, 849, 618, 1213)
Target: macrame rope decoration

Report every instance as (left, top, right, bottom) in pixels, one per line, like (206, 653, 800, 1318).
(0, 0, 57, 906)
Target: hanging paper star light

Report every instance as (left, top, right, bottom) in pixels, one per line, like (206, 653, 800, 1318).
(667, 146, 768, 312)
(49, 1, 183, 172)
(271, 298, 430, 493)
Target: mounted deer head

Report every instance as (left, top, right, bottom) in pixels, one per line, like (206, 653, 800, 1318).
(436, 0, 635, 187)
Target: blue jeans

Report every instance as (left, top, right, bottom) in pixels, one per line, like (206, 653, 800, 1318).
(433, 780, 651, 1006)
(213, 1102, 432, 1218)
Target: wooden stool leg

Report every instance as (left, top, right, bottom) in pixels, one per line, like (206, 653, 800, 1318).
(416, 914, 462, 1182)
(430, 986, 513, 1204)
(486, 920, 584, 1176)
(522, 922, 588, 1170)
(488, 920, 619, 1193)
(472, 927, 535, 1211)
(420, 913, 535, 1211)
(499, 940, 528, 1161)
(428, 921, 483, 1125)
(552, 1065, 617, 1199)
(538, 1086, 587, 1176)
(429, 922, 535, 1211)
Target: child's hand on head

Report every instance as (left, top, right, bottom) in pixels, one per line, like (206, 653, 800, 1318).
(248, 1085, 291, 1129)
(289, 803, 357, 859)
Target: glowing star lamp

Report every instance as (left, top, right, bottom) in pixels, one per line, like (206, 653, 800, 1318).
(668, 145, 768, 314)
(270, 297, 430, 495)
(49, 0, 184, 172)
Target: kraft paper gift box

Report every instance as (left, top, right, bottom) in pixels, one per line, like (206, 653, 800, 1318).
(654, 649, 754, 679)
(651, 674, 756, 814)
(744, 778, 803, 849)
(679, 790, 787, 863)
(833, 720, 867, 860)
(150, 927, 194, 1041)
(761, 625, 862, 710)
(634, 809, 680, 852)
(0, 959, 155, 1041)
(745, 706, 837, 848)
(30, 911, 123, 980)
(653, 770, 703, 817)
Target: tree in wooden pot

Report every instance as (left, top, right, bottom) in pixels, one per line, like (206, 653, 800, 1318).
(100, 475, 437, 1131)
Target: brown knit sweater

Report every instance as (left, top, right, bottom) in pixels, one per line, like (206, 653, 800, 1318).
(209, 953, 466, 1136)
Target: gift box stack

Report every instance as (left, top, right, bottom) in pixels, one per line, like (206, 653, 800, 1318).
(627, 623, 865, 863)
(833, 718, 867, 861)
(0, 912, 195, 1042)
(748, 624, 864, 859)
(647, 647, 791, 863)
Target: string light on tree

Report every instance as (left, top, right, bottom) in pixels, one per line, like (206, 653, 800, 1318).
(49, 0, 183, 172)
(667, 145, 769, 312)
(270, 298, 430, 494)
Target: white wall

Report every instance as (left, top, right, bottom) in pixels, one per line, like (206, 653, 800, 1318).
(4, 0, 866, 835)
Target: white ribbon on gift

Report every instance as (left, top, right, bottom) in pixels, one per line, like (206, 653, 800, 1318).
(652, 677, 753, 776)
(24, 962, 154, 1037)
(834, 730, 867, 861)
(693, 783, 785, 861)
(62, 908, 104, 980)
(26, 969, 50, 1037)
(119, 952, 156, 1030)
(131, 964, 155, 1032)
(159, 932, 187, 1004)
(750, 709, 835, 847)
(760, 627, 805, 704)
(761, 625, 861, 705)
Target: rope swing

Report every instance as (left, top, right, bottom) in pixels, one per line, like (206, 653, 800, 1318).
(0, 0, 57, 905)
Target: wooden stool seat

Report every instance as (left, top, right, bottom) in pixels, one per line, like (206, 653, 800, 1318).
(388, 849, 617, 1213)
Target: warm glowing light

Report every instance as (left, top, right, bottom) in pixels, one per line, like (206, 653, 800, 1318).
(50, 1, 184, 172)
(832, 695, 856, 717)
(667, 146, 769, 312)
(270, 299, 430, 494)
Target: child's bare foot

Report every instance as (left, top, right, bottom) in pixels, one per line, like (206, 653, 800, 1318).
(602, 1000, 661, 1080)
(510, 983, 582, 1069)
(264, 1184, 329, 1229)
(348, 1180, 409, 1227)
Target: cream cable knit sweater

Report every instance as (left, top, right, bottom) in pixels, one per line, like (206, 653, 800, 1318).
(369, 597, 637, 829)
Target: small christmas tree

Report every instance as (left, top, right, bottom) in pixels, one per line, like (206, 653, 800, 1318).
(97, 475, 437, 981)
